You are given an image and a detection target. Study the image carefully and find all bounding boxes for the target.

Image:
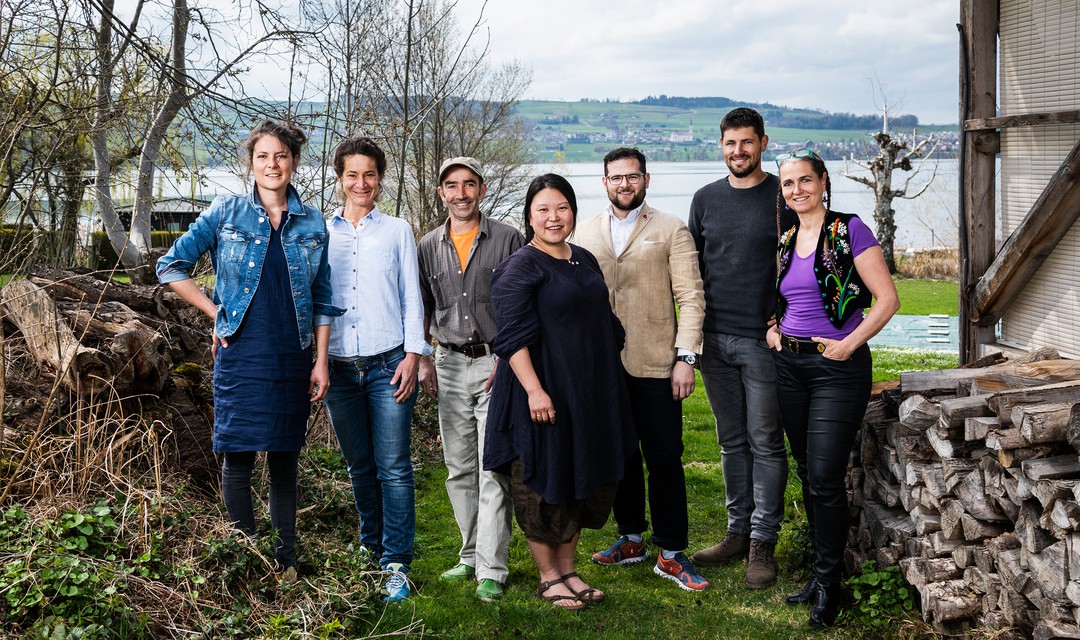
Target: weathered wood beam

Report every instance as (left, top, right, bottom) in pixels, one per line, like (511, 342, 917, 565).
(959, 0, 999, 361)
(969, 138, 1080, 325)
(965, 109, 1080, 131)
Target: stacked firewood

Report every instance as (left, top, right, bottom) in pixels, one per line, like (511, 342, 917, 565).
(849, 347, 1080, 638)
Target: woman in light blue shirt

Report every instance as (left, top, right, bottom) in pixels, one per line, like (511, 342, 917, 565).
(157, 120, 338, 580)
(322, 136, 428, 602)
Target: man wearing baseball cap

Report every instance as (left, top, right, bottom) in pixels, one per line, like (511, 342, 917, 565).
(417, 157, 524, 602)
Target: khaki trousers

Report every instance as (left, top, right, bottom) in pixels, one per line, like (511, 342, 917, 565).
(435, 346, 513, 582)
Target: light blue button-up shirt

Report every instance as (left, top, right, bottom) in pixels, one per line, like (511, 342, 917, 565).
(327, 205, 429, 358)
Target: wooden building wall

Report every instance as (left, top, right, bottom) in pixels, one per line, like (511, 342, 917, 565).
(998, 2, 1080, 358)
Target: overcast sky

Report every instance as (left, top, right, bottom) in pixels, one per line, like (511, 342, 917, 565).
(452, 0, 960, 125)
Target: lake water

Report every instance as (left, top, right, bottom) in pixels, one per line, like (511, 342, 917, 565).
(147, 159, 959, 249)
(547, 160, 959, 250)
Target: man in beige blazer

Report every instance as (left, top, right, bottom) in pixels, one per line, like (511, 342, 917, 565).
(574, 147, 709, 591)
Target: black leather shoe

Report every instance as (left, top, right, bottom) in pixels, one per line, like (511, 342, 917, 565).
(786, 577, 818, 605)
(809, 582, 841, 628)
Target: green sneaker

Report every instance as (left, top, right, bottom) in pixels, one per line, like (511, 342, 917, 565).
(439, 563, 476, 581)
(475, 578, 504, 602)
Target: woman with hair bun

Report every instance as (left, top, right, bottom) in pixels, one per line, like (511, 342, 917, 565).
(157, 119, 340, 582)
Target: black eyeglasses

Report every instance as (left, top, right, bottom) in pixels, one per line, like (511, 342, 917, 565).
(774, 148, 822, 168)
(605, 173, 644, 185)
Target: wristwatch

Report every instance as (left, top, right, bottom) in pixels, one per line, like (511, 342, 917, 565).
(676, 354, 697, 367)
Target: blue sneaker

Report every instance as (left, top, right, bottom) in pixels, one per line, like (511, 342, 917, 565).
(591, 535, 648, 565)
(382, 563, 410, 603)
(654, 552, 711, 591)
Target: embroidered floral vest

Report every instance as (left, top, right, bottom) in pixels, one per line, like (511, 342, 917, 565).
(776, 211, 873, 329)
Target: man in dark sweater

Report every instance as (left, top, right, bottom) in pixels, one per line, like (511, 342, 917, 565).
(687, 107, 794, 589)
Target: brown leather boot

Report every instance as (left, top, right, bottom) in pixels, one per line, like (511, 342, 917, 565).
(745, 539, 777, 589)
(690, 531, 750, 566)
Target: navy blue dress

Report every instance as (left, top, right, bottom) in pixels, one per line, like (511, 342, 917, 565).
(213, 223, 312, 452)
(484, 244, 635, 505)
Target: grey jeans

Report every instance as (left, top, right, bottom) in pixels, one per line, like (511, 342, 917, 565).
(699, 332, 788, 543)
(435, 346, 513, 582)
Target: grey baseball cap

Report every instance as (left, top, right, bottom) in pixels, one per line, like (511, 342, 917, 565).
(438, 156, 484, 183)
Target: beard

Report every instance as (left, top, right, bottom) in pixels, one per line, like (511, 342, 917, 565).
(608, 189, 646, 212)
(726, 156, 760, 179)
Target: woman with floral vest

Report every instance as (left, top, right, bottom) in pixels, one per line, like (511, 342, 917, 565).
(766, 148, 899, 628)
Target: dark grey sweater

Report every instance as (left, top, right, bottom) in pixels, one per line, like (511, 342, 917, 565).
(688, 173, 794, 338)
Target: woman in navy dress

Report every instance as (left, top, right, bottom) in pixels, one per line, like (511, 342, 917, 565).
(157, 120, 338, 578)
(485, 174, 635, 610)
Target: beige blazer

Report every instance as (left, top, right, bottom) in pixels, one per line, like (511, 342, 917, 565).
(573, 203, 705, 378)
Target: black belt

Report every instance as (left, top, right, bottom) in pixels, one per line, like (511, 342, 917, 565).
(780, 333, 824, 355)
(445, 342, 492, 358)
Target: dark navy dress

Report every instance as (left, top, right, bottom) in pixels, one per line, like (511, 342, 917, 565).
(484, 244, 636, 505)
(213, 223, 312, 452)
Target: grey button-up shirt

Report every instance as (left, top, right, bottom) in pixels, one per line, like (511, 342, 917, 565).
(417, 214, 524, 347)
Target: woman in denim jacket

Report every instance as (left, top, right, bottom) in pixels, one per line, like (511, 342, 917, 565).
(156, 120, 340, 580)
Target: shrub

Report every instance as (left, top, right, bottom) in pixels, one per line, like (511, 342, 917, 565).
(843, 561, 917, 630)
(88, 231, 185, 269)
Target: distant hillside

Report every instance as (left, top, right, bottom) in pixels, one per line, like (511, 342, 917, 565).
(633, 95, 920, 130)
(514, 99, 956, 163)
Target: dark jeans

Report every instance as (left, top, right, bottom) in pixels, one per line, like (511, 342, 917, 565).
(221, 450, 301, 569)
(612, 373, 689, 551)
(699, 332, 787, 542)
(774, 344, 872, 585)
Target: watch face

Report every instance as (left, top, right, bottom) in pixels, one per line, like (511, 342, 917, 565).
(680, 354, 697, 366)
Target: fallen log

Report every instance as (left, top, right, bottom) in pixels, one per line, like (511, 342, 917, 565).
(62, 305, 171, 393)
(1, 279, 111, 394)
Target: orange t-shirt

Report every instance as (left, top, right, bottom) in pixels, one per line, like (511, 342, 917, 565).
(449, 226, 479, 271)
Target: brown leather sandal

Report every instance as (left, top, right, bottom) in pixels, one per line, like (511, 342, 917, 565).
(537, 577, 585, 611)
(561, 572, 605, 603)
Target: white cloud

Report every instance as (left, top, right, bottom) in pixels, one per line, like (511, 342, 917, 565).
(455, 0, 960, 123)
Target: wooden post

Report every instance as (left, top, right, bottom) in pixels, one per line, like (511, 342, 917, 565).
(959, 0, 999, 362)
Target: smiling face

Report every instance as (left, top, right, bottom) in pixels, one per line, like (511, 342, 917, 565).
(338, 153, 382, 215)
(527, 187, 575, 249)
(721, 125, 767, 179)
(603, 157, 650, 214)
(437, 166, 487, 226)
(251, 135, 297, 196)
(780, 159, 828, 216)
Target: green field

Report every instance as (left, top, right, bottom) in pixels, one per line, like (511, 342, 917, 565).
(894, 278, 959, 316)
(370, 278, 959, 638)
(516, 99, 957, 152)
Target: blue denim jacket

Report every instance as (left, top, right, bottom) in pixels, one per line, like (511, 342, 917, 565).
(156, 184, 344, 349)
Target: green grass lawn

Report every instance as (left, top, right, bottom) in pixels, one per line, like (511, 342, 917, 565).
(375, 379, 875, 640)
(893, 278, 958, 316)
(368, 279, 959, 638)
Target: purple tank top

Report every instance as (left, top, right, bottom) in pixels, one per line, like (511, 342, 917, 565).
(778, 215, 878, 340)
